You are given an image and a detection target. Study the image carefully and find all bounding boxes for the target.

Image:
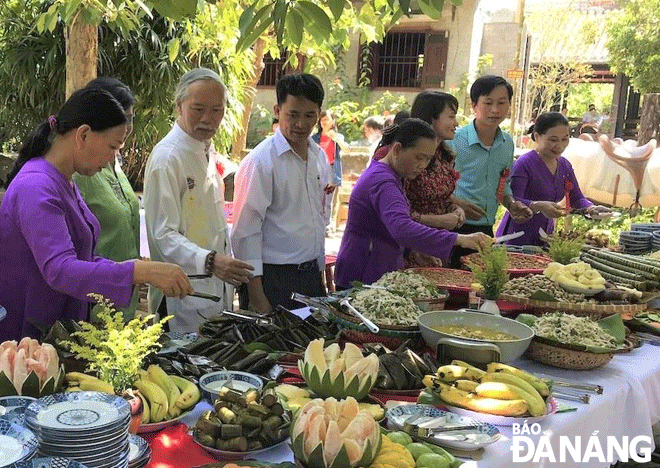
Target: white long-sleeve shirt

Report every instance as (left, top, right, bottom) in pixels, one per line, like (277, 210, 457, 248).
(231, 129, 331, 276)
(143, 123, 232, 332)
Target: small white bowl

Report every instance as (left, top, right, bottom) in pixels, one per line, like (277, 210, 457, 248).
(198, 371, 264, 404)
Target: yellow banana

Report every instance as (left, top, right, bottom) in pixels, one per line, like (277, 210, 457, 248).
(454, 379, 479, 392)
(135, 379, 168, 423)
(461, 395, 528, 416)
(170, 375, 200, 410)
(480, 373, 546, 416)
(476, 381, 546, 416)
(486, 363, 550, 396)
(65, 372, 97, 384)
(432, 377, 528, 416)
(147, 365, 181, 415)
(475, 381, 520, 400)
(66, 386, 83, 392)
(79, 378, 115, 394)
(137, 392, 150, 424)
(436, 365, 471, 382)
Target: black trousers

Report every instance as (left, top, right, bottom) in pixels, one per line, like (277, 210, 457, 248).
(238, 260, 324, 311)
(449, 224, 495, 269)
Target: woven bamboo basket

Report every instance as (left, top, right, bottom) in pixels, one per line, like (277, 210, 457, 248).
(498, 294, 648, 318)
(525, 337, 635, 370)
(328, 306, 422, 349)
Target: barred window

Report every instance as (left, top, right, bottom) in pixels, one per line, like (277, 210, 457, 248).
(360, 31, 449, 89)
(258, 53, 287, 87)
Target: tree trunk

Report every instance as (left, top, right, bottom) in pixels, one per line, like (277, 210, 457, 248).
(638, 93, 660, 145)
(230, 38, 267, 160)
(65, 12, 98, 98)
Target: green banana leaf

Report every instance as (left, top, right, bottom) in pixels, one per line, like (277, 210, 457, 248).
(517, 313, 626, 353)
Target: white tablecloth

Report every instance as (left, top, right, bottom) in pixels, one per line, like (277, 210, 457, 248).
(181, 342, 660, 467)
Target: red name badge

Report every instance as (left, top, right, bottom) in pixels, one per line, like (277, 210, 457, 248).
(497, 167, 510, 204)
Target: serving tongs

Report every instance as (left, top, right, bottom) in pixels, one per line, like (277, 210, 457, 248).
(338, 297, 380, 334)
(543, 377, 603, 395)
(552, 390, 590, 404)
(219, 309, 275, 328)
(402, 409, 481, 440)
(290, 292, 335, 321)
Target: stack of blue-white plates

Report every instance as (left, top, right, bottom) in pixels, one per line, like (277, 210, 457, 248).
(651, 231, 660, 251)
(25, 392, 130, 468)
(0, 418, 38, 465)
(619, 230, 652, 254)
(9, 456, 90, 468)
(631, 223, 660, 233)
(127, 434, 150, 468)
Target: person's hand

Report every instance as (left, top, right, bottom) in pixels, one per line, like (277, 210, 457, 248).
(509, 200, 533, 223)
(327, 129, 337, 140)
(456, 199, 487, 221)
(451, 206, 466, 227)
(135, 261, 193, 299)
(431, 212, 462, 230)
(588, 205, 611, 216)
(533, 201, 566, 219)
(456, 232, 492, 251)
(409, 251, 443, 267)
(247, 278, 273, 314)
(212, 254, 254, 287)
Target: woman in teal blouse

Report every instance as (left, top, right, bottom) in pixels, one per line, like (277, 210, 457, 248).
(73, 77, 140, 319)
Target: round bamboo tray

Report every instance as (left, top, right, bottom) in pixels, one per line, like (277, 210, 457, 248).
(525, 337, 635, 370)
(461, 252, 552, 278)
(498, 293, 648, 318)
(328, 307, 422, 349)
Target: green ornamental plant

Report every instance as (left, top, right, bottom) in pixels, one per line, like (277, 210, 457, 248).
(469, 243, 510, 300)
(63, 294, 171, 393)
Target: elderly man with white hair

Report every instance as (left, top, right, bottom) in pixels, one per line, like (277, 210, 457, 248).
(143, 67, 254, 332)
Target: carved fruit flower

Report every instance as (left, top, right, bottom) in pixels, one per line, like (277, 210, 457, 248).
(291, 397, 381, 468)
(298, 339, 378, 400)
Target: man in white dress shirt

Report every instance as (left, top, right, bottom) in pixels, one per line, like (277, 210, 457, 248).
(231, 74, 332, 313)
(143, 68, 254, 332)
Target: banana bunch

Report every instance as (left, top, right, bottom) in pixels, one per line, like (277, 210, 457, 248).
(65, 372, 115, 394)
(135, 365, 200, 424)
(544, 261, 605, 292)
(423, 361, 550, 417)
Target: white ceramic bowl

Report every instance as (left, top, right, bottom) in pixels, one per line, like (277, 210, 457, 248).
(198, 371, 264, 404)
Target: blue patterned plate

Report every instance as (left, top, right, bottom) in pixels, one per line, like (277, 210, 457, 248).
(2, 407, 27, 427)
(127, 434, 148, 464)
(386, 403, 501, 451)
(0, 418, 39, 466)
(9, 456, 90, 468)
(25, 392, 130, 432)
(0, 397, 37, 412)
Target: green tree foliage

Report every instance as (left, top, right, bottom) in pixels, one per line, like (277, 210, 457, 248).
(607, 0, 660, 94)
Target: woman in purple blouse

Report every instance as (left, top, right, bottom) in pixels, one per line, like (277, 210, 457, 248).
(497, 112, 610, 246)
(334, 119, 490, 289)
(0, 88, 193, 340)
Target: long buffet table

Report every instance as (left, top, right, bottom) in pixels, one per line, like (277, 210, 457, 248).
(141, 342, 660, 468)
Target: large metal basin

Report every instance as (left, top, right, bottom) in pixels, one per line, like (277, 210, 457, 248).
(418, 310, 534, 364)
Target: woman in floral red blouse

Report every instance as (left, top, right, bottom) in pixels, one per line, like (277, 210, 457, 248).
(374, 92, 478, 266)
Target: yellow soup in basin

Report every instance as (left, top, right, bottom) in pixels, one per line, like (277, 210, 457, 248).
(432, 325, 518, 341)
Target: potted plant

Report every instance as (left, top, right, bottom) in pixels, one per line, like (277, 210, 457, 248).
(469, 244, 510, 315)
(63, 294, 171, 431)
